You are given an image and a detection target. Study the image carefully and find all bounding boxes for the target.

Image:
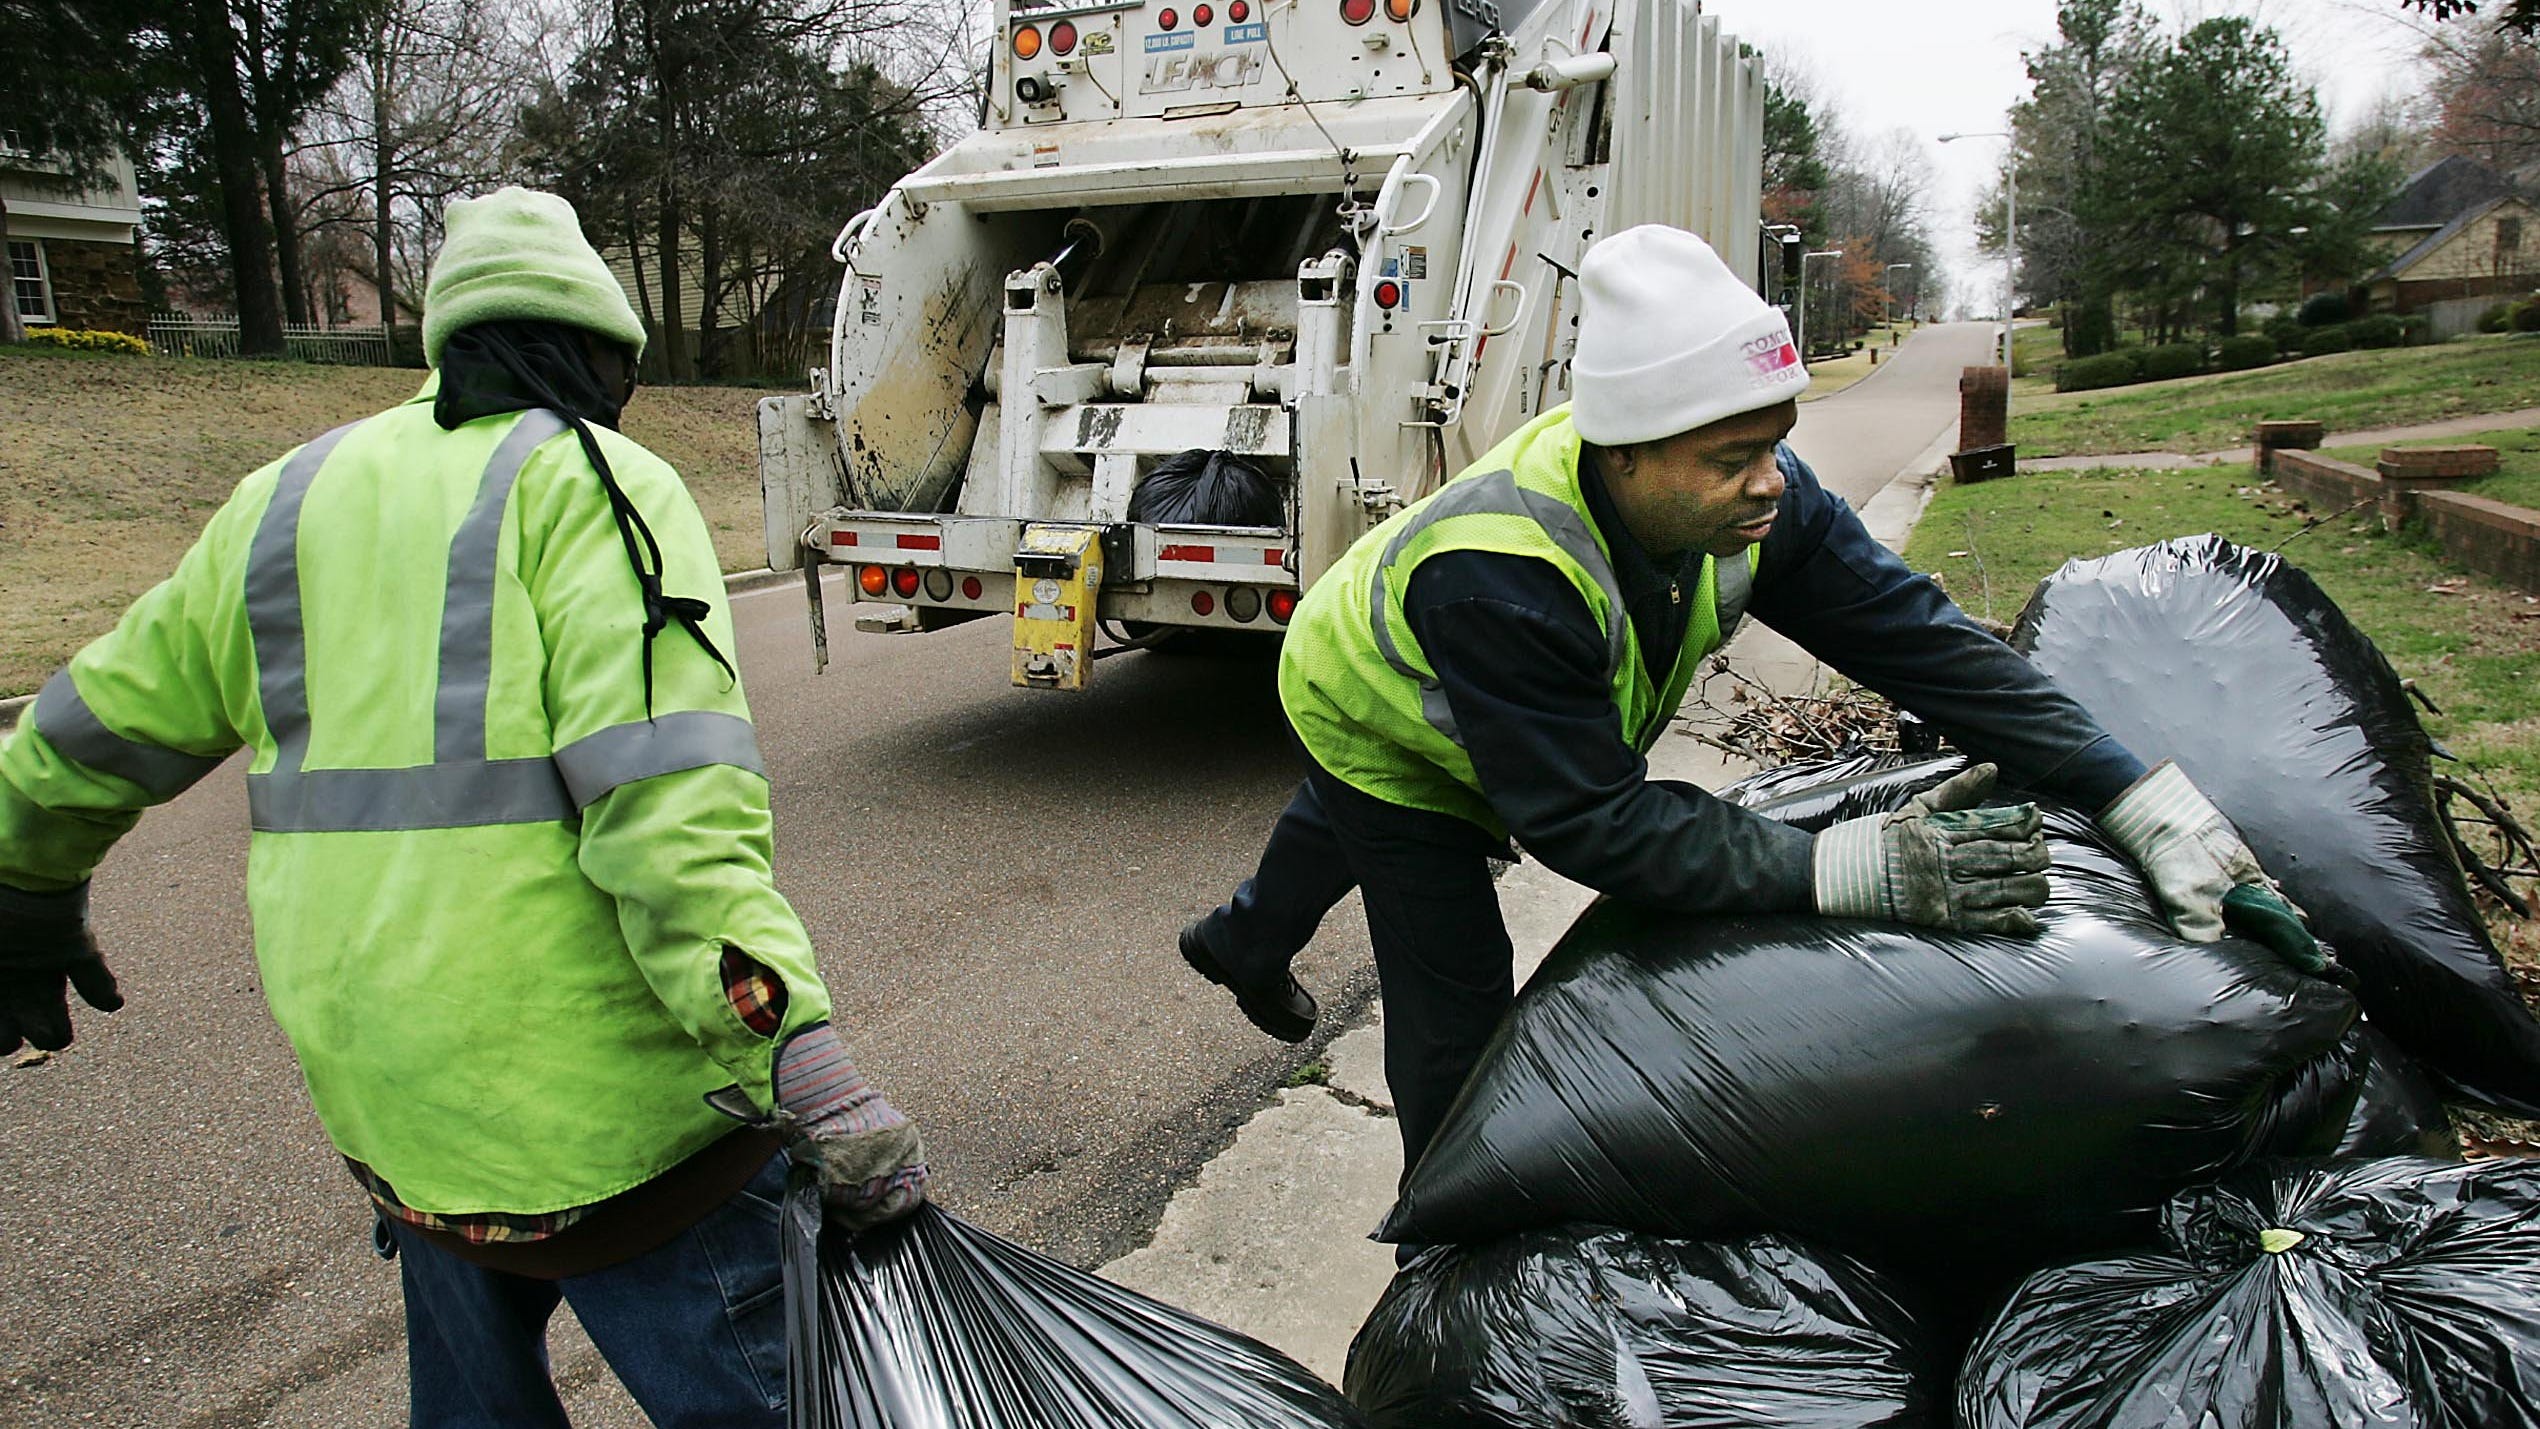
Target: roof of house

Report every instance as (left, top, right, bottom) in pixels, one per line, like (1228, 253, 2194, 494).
(2374, 154, 2515, 232)
(2370, 193, 2538, 282)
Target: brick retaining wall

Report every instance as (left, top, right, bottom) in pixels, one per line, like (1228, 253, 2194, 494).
(2265, 449, 2540, 593)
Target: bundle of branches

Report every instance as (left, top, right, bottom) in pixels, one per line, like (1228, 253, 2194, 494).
(1676, 658, 1908, 767)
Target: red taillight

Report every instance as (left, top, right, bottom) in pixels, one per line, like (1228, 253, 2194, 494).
(1193, 3, 1213, 23)
(1373, 278, 1404, 309)
(1383, 0, 1415, 20)
(1339, 0, 1375, 24)
(858, 564, 888, 596)
(962, 576, 984, 600)
(1050, 19, 1077, 53)
(1230, 0, 1250, 17)
(1267, 589, 1299, 624)
(892, 567, 921, 598)
(1158, 7, 1179, 28)
(1191, 590, 1217, 617)
(1012, 24, 1043, 58)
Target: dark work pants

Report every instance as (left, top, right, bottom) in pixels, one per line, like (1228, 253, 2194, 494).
(1199, 764, 1515, 1179)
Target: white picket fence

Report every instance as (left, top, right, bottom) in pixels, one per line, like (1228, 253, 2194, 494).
(148, 312, 393, 366)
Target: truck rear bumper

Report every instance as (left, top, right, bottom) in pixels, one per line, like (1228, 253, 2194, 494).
(811, 513, 1301, 631)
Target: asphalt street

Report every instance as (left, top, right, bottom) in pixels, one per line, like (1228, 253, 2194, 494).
(0, 320, 1990, 1426)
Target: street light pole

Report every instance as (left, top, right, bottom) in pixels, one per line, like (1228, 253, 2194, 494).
(1885, 261, 1914, 328)
(1940, 129, 2014, 412)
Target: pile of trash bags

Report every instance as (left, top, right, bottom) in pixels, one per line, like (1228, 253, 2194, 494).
(1347, 537, 2540, 1426)
(777, 536, 2538, 1428)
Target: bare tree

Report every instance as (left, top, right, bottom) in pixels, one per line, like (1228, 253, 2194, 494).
(296, 0, 538, 353)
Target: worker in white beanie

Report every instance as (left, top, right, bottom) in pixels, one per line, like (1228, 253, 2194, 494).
(1177, 224, 2321, 1196)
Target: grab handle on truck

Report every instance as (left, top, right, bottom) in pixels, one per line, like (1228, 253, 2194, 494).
(831, 206, 883, 269)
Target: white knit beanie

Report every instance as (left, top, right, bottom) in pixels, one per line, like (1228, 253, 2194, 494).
(1570, 225, 1809, 446)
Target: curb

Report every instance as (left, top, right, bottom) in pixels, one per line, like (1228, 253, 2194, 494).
(0, 692, 28, 734)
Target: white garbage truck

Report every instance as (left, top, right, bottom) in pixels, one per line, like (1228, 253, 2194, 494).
(758, 0, 1769, 689)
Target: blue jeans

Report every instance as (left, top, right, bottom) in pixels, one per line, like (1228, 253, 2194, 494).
(390, 1153, 790, 1429)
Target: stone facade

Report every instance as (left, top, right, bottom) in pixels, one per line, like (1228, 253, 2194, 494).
(31, 237, 146, 335)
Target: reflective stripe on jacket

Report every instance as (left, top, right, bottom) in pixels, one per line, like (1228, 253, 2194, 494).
(0, 375, 830, 1215)
(1279, 405, 1754, 832)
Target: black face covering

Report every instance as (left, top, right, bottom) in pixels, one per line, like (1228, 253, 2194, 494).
(434, 320, 732, 712)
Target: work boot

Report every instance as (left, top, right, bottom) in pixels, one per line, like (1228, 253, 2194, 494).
(1178, 918, 1317, 1044)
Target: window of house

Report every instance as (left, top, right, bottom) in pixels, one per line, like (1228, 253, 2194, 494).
(8, 239, 52, 324)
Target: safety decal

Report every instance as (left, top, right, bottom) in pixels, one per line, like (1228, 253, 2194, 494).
(1224, 21, 1266, 42)
(1144, 30, 1196, 51)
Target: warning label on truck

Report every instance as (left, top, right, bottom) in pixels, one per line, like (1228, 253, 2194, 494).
(1143, 30, 1195, 51)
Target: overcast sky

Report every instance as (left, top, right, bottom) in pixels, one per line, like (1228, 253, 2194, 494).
(1693, 0, 2445, 314)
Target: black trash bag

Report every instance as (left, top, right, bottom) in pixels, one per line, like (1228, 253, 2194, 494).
(1958, 1156, 2540, 1429)
(1719, 751, 1971, 831)
(2337, 1021, 2459, 1161)
(781, 1172, 1365, 1428)
(1345, 1226, 1943, 1429)
(1127, 448, 1284, 528)
(2010, 535, 2540, 1115)
(1376, 797, 2362, 1278)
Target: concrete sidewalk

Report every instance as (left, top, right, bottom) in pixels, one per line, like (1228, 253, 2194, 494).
(2017, 403, 2540, 473)
(1097, 425, 1956, 1386)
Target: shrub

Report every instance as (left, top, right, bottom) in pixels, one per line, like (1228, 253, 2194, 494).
(2297, 292, 2351, 327)
(2299, 323, 2356, 357)
(2398, 314, 2431, 346)
(2514, 300, 2540, 334)
(2056, 351, 2143, 392)
(19, 327, 149, 355)
(2065, 300, 2118, 357)
(2478, 303, 2515, 334)
(2263, 312, 2305, 355)
(2348, 314, 2406, 349)
(2217, 333, 2277, 371)
(2138, 342, 2206, 381)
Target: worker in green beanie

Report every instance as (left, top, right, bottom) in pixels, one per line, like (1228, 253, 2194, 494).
(0, 186, 925, 1427)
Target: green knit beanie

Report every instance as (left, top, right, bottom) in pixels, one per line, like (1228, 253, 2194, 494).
(422, 187, 648, 368)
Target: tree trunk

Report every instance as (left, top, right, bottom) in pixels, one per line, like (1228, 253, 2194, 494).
(697, 195, 722, 379)
(0, 189, 25, 344)
(193, 0, 286, 355)
(262, 132, 311, 327)
(656, 174, 688, 381)
(624, 189, 657, 342)
(371, 35, 395, 357)
(2216, 237, 2242, 338)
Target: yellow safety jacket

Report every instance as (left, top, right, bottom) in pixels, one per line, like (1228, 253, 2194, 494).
(0, 375, 829, 1215)
(1280, 405, 1754, 832)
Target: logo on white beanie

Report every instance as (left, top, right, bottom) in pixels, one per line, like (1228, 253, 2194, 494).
(1571, 225, 1810, 447)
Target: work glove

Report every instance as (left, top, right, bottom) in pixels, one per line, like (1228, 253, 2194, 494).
(1812, 763, 2053, 936)
(771, 1024, 929, 1231)
(2098, 760, 2328, 973)
(0, 882, 122, 1055)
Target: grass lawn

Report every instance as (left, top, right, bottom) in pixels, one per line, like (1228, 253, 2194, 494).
(2325, 422, 2540, 513)
(1903, 460, 2540, 978)
(2007, 333, 2540, 458)
(1800, 323, 1911, 401)
(0, 347, 773, 695)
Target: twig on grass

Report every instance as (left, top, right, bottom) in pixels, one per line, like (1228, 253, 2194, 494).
(2270, 494, 2378, 554)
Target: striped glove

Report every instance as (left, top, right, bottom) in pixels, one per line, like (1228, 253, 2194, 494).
(1812, 763, 2054, 936)
(773, 1024, 929, 1230)
(2099, 760, 2324, 971)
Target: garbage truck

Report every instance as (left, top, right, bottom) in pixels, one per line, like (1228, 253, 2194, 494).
(757, 0, 1768, 689)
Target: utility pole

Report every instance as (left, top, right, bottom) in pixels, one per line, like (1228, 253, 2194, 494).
(1940, 129, 2014, 413)
(1885, 262, 1914, 328)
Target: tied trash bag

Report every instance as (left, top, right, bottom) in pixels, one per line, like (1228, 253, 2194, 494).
(1958, 1156, 2540, 1429)
(1345, 1226, 1941, 1429)
(1377, 773, 2362, 1276)
(781, 1172, 1364, 1428)
(2337, 1022, 2459, 1162)
(1127, 449, 1284, 528)
(2011, 536, 2540, 1115)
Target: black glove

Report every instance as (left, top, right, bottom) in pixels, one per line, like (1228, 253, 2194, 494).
(0, 882, 122, 1054)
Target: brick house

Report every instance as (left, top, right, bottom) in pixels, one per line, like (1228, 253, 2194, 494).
(2360, 156, 2538, 333)
(3, 137, 147, 336)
